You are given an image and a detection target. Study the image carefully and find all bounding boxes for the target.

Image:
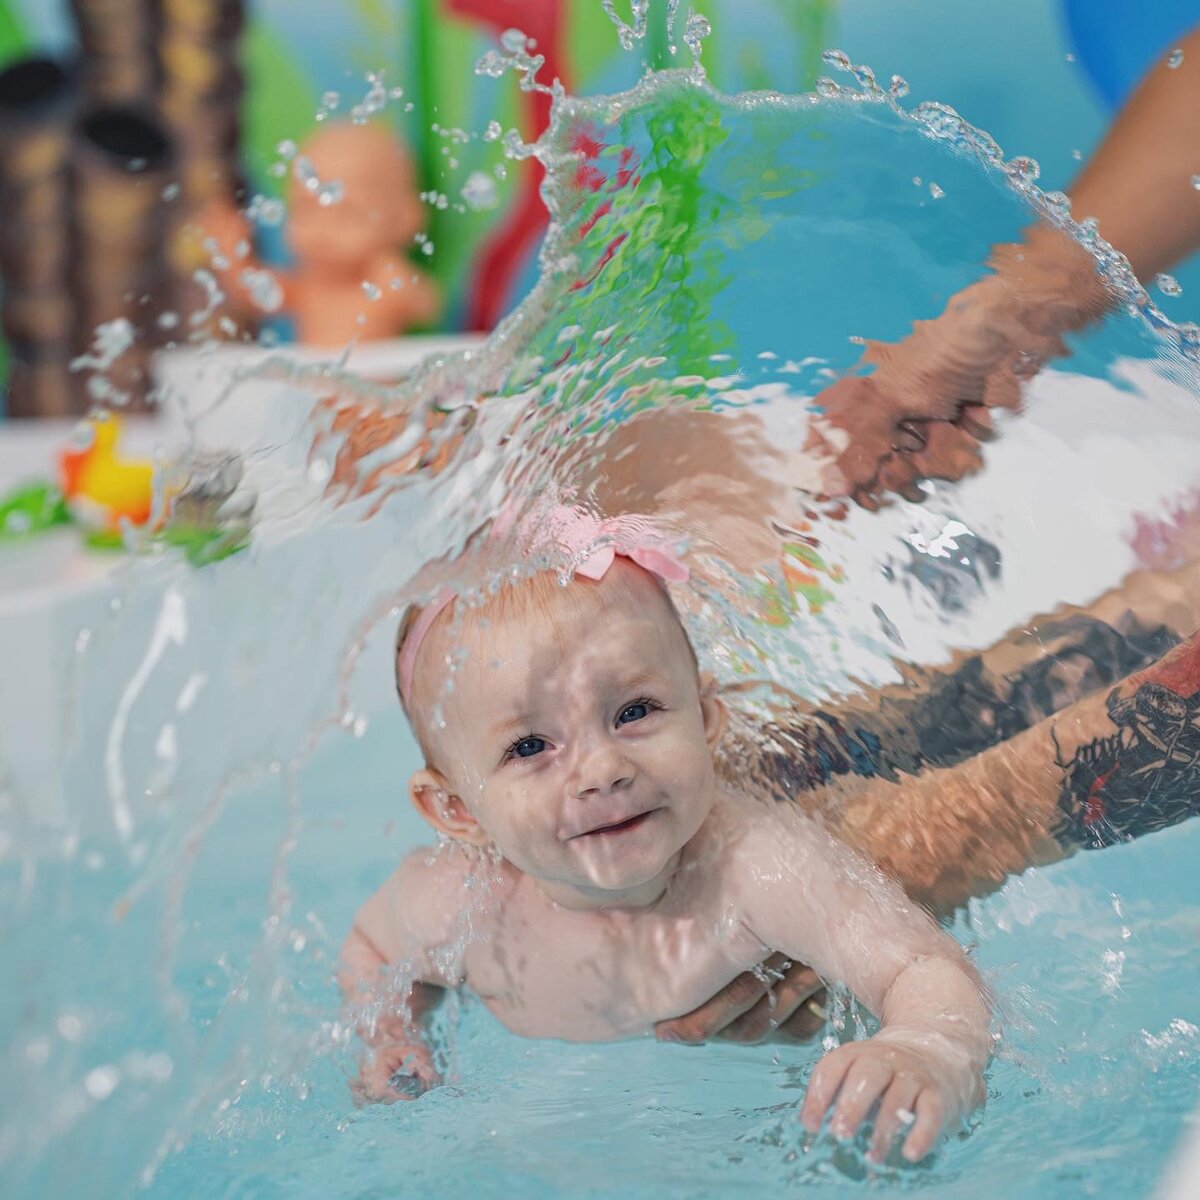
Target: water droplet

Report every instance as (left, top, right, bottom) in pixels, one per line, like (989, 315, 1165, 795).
(928, 181, 944, 199)
(483, 120, 503, 142)
(241, 269, 283, 312)
(821, 48, 851, 71)
(1156, 273, 1183, 297)
(475, 49, 507, 78)
(500, 27, 529, 53)
(85, 1065, 120, 1101)
(317, 180, 344, 207)
(351, 71, 389, 124)
(1071, 147, 1083, 161)
(1042, 190, 1071, 217)
(162, 182, 181, 201)
(57, 1013, 83, 1042)
(362, 281, 382, 301)
(276, 139, 298, 161)
(25, 1037, 51, 1065)
(316, 90, 340, 122)
(1192, 174, 1200, 191)
(889, 74, 910, 98)
(1006, 155, 1040, 183)
(245, 194, 284, 227)
(146, 1052, 173, 1083)
(683, 10, 710, 66)
(1168, 47, 1184, 68)
(462, 170, 499, 211)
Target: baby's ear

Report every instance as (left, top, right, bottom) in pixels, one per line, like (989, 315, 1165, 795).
(409, 767, 487, 846)
(698, 674, 728, 750)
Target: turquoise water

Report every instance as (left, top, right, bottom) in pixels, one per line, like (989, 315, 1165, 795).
(4, 55, 1200, 1199)
(10, 726, 1197, 1199)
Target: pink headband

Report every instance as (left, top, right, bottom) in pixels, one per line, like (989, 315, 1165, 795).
(395, 506, 688, 708)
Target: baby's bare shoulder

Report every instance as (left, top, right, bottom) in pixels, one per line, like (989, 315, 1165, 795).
(356, 844, 502, 964)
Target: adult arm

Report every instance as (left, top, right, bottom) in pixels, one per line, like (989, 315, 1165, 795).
(810, 25, 1200, 506)
(835, 621, 1200, 912)
(658, 554, 1200, 1040)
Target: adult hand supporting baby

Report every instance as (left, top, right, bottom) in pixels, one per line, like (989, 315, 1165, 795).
(806, 230, 1107, 508)
(809, 25, 1200, 509)
(654, 952, 828, 1044)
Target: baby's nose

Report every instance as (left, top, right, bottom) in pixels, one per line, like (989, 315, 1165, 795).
(572, 739, 634, 798)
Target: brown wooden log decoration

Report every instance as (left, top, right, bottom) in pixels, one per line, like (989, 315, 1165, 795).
(0, 58, 77, 418)
(68, 0, 161, 106)
(156, 0, 251, 341)
(70, 104, 174, 411)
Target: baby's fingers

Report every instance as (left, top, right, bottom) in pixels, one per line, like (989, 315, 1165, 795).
(800, 1049, 854, 1132)
(867, 1076, 920, 1163)
(829, 1058, 894, 1141)
(901, 1089, 945, 1163)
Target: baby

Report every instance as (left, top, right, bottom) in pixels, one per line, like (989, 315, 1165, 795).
(339, 510, 991, 1165)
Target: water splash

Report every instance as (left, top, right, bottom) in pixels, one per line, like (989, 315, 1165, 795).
(5, 24, 1200, 1200)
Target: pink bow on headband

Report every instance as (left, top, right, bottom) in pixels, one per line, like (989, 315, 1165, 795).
(396, 506, 688, 706)
(541, 506, 690, 585)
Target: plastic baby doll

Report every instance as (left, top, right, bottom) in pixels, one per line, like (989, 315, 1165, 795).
(199, 121, 440, 346)
(339, 509, 992, 1165)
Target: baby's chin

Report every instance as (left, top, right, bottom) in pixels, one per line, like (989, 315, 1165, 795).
(564, 819, 689, 896)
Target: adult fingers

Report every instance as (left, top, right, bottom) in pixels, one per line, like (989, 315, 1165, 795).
(800, 1048, 854, 1132)
(830, 1058, 894, 1141)
(655, 956, 783, 1045)
(902, 1089, 945, 1163)
(868, 1075, 921, 1163)
(773, 985, 829, 1042)
(718, 965, 825, 1044)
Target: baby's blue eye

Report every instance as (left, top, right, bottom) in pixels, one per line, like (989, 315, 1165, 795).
(617, 702, 651, 725)
(512, 736, 545, 759)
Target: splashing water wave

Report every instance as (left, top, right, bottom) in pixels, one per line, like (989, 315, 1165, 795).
(2, 40, 1199, 1200)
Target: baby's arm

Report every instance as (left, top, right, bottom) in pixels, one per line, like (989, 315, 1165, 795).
(338, 848, 469, 1102)
(733, 810, 990, 1162)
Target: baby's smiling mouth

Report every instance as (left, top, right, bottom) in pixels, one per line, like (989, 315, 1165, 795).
(571, 809, 663, 839)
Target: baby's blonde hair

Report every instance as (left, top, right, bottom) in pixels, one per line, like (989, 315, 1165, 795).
(394, 561, 698, 766)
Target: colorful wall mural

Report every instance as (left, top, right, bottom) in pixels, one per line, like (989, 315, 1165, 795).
(0, 0, 832, 417)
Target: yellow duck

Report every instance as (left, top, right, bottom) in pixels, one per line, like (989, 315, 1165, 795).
(59, 414, 156, 531)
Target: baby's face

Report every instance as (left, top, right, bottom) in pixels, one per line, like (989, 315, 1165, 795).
(417, 562, 723, 909)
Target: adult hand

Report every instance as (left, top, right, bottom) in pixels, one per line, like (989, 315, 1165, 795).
(806, 231, 1110, 509)
(654, 952, 828, 1044)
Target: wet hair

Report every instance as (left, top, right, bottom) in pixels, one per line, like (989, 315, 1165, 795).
(394, 561, 699, 765)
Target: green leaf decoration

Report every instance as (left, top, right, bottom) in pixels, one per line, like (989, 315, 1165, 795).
(0, 479, 71, 540)
(241, 20, 318, 196)
(0, 0, 28, 69)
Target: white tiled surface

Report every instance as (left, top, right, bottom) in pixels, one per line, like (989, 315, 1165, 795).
(0, 335, 482, 821)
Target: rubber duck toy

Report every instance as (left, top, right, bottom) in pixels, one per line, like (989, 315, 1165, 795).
(59, 414, 156, 532)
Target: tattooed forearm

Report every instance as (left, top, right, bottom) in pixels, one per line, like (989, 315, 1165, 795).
(1055, 679, 1200, 849)
(763, 610, 1180, 798)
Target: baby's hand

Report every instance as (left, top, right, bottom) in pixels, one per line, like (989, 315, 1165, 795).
(800, 1037, 968, 1164)
(352, 1040, 441, 1105)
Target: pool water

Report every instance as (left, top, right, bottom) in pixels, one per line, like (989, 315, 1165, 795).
(12, 722, 1196, 1199)
(4, 49, 1200, 1200)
